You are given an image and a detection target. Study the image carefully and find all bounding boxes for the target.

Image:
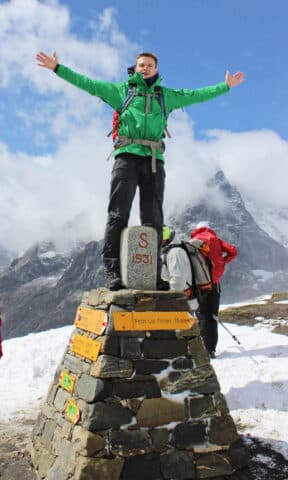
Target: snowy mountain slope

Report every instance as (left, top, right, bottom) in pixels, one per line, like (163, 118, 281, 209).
(244, 197, 288, 248)
(0, 240, 104, 339)
(168, 170, 288, 302)
(1, 170, 288, 339)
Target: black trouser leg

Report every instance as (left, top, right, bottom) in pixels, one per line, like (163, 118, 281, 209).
(197, 284, 220, 353)
(139, 159, 165, 276)
(102, 155, 138, 273)
(210, 284, 220, 351)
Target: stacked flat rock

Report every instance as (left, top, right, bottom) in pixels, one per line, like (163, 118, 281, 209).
(31, 287, 248, 480)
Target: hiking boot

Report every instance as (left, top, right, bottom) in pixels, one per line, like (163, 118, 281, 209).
(156, 277, 170, 291)
(105, 272, 123, 291)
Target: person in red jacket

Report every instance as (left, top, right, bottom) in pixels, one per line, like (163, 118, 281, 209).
(0, 312, 3, 359)
(190, 222, 237, 357)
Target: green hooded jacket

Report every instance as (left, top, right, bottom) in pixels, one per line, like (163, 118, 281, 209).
(56, 65, 229, 162)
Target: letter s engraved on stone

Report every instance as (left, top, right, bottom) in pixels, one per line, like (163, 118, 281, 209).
(139, 232, 149, 248)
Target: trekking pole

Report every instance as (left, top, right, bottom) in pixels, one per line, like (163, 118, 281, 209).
(213, 315, 241, 345)
(213, 315, 260, 366)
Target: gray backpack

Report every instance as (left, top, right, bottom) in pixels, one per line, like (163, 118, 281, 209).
(162, 239, 212, 299)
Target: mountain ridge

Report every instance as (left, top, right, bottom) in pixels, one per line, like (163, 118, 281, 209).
(1, 170, 288, 339)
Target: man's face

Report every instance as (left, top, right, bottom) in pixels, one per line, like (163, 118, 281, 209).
(135, 56, 158, 79)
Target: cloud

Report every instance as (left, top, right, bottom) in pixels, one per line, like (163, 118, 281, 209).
(0, 0, 140, 252)
(0, 1, 137, 86)
(204, 129, 288, 207)
(0, 122, 112, 252)
(0, 0, 140, 146)
(1, 109, 288, 253)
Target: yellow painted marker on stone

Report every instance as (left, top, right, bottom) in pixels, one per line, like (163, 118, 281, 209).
(74, 305, 108, 335)
(113, 311, 196, 331)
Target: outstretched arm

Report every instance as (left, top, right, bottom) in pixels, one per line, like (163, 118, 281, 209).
(36, 51, 58, 71)
(225, 70, 245, 88)
(35, 51, 123, 110)
(165, 68, 245, 112)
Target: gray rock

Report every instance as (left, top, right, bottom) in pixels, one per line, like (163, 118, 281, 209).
(37, 449, 56, 479)
(120, 337, 142, 359)
(160, 450, 196, 479)
(136, 398, 185, 428)
(188, 395, 217, 418)
(51, 429, 76, 474)
(63, 353, 88, 374)
(75, 374, 105, 402)
(47, 460, 69, 480)
(172, 357, 195, 370)
(97, 334, 119, 356)
(133, 359, 169, 374)
(31, 413, 47, 440)
(120, 453, 161, 480)
(149, 428, 169, 453)
(82, 402, 134, 431)
(109, 430, 152, 456)
(90, 354, 133, 378)
(54, 388, 70, 412)
(160, 365, 220, 395)
(74, 457, 124, 480)
(41, 419, 57, 449)
(172, 421, 207, 449)
(142, 338, 188, 359)
(195, 451, 234, 478)
(112, 375, 161, 399)
(213, 392, 230, 415)
(187, 337, 210, 367)
(72, 426, 106, 456)
(208, 415, 239, 445)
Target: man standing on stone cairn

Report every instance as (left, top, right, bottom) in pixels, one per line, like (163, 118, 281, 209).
(36, 50, 244, 291)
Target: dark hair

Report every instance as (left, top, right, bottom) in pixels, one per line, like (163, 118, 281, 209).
(136, 52, 158, 67)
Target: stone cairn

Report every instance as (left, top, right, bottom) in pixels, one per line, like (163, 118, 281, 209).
(31, 226, 247, 480)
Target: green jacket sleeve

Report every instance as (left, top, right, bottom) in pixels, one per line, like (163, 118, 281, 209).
(55, 64, 124, 111)
(163, 82, 229, 113)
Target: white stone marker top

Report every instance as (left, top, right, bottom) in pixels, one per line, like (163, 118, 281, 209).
(120, 226, 157, 290)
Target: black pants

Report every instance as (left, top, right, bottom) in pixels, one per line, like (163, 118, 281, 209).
(197, 284, 221, 354)
(102, 153, 165, 275)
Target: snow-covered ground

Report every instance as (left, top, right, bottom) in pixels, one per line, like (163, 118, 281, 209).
(0, 316, 287, 459)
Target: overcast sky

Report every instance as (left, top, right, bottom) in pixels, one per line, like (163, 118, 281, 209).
(1, 0, 288, 252)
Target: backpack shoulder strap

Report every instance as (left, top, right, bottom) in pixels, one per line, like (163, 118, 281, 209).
(154, 86, 171, 138)
(162, 242, 194, 292)
(180, 241, 197, 292)
(154, 86, 166, 118)
(107, 85, 137, 138)
(162, 242, 182, 266)
(121, 84, 137, 114)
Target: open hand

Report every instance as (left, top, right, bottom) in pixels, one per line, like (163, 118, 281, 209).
(36, 51, 58, 70)
(225, 70, 245, 88)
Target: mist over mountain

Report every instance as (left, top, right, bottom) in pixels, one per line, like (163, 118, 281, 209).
(244, 197, 288, 248)
(1, 170, 288, 339)
(0, 244, 14, 272)
(169, 170, 288, 301)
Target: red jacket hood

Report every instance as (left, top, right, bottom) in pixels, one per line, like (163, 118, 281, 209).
(190, 227, 237, 283)
(190, 227, 216, 239)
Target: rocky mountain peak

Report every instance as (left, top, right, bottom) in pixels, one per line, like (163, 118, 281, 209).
(1, 171, 288, 338)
